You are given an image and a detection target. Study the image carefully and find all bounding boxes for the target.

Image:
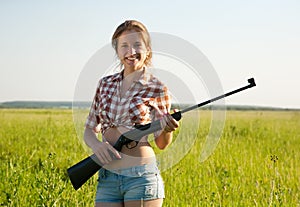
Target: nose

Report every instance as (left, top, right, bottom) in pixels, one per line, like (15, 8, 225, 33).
(128, 46, 136, 55)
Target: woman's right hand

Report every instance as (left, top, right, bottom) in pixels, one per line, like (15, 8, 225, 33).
(84, 127, 121, 165)
(91, 141, 122, 165)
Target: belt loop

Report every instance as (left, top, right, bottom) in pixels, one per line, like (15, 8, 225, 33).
(99, 168, 106, 179)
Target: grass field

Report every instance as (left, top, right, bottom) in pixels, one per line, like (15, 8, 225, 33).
(0, 109, 299, 206)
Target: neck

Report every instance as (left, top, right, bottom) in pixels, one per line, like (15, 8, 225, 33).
(123, 67, 144, 78)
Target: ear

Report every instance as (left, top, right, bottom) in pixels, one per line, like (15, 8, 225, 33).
(146, 48, 151, 57)
(146, 46, 151, 54)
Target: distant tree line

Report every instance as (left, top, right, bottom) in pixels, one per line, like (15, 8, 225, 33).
(1, 101, 298, 111)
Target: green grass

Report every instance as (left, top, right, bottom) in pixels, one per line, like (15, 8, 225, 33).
(0, 109, 299, 206)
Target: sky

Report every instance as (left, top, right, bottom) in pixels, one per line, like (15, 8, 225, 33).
(1, 0, 299, 109)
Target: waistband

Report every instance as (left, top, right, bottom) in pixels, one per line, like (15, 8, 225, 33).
(100, 162, 159, 177)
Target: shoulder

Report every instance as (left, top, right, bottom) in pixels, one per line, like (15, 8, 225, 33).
(100, 72, 119, 82)
(147, 74, 168, 94)
(98, 72, 121, 87)
(137, 72, 169, 101)
(144, 72, 167, 89)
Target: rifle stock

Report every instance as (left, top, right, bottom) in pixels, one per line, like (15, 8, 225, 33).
(67, 154, 100, 190)
(67, 113, 181, 190)
(67, 78, 256, 190)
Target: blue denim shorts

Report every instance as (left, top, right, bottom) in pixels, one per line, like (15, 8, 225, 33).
(95, 163, 165, 203)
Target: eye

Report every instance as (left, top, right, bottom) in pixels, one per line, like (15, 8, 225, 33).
(120, 44, 128, 48)
(134, 42, 142, 47)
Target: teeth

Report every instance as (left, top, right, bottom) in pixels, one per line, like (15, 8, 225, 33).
(125, 54, 140, 61)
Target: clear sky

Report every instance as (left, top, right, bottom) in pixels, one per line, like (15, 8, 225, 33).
(1, 0, 299, 108)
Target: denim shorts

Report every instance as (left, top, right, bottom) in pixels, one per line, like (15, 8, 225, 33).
(95, 163, 165, 203)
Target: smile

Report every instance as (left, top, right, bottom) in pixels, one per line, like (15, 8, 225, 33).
(124, 54, 141, 61)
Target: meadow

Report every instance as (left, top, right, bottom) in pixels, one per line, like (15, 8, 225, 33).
(0, 109, 299, 206)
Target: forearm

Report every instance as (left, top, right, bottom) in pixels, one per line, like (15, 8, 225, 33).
(155, 111, 179, 149)
(155, 130, 173, 150)
(84, 127, 101, 149)
(84, 127, 121, 163)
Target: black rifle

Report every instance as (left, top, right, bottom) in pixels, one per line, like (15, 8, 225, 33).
(67, 78, 256, 190)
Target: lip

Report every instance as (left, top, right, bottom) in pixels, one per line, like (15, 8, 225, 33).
(126, 57, 137, 61)
(124, 54, 141, 61)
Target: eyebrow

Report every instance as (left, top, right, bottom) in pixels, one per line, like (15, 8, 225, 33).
(120, 41, 142, 45)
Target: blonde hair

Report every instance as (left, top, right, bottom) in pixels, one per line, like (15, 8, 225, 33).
(112, 20, 152, 66)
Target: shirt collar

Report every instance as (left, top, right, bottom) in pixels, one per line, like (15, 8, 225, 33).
(112, 67, 151, 85)
(111, 70, 124, 82)
(136, 67, 152, 85)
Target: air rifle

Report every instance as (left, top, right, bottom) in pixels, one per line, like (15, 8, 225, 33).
(67, 78, 256, 190)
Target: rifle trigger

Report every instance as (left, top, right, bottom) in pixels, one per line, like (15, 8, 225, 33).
(126, 141, 139, 149)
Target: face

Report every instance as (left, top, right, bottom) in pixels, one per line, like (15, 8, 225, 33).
(117, 30, 149, 72)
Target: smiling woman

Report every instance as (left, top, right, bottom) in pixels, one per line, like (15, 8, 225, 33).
(112, 20, 152, 74)
(117, 31, 148, 73)
(83, 20, 179, 207)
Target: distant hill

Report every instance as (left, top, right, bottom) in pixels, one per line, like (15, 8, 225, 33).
(0, 101, 299, 111)
(172, 103, 299, 111)
(0, 101, 90, 109)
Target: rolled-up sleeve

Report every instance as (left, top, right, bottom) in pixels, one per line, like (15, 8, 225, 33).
(85, 81, 101, 131)
(151, 85, 171, 137)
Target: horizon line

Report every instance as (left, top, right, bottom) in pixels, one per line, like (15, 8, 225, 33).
(0, 100, 299, 111)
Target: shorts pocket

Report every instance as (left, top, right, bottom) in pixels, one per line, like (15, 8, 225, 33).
(97, 168, 107, 182)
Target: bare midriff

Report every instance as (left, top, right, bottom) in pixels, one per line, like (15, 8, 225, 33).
(102, 126, 156, 170)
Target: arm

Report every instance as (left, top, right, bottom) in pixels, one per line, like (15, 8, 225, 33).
(155, 130, 173, 150)
(151, 84, 179, 149)
(84, 127, 121, 165)
(155, 111, 179, 150)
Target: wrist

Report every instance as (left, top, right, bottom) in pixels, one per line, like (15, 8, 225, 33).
(163, 127, 173, 133)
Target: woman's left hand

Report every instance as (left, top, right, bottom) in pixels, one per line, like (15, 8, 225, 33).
(161, 109, 179, 133)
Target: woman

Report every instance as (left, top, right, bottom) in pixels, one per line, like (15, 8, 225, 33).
(84, 20, 179, 207)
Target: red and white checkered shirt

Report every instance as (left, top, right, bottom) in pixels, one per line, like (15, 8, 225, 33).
(85, 68, 171, 137)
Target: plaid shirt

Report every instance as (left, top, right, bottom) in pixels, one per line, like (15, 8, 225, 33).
(85, 68, 171, 136)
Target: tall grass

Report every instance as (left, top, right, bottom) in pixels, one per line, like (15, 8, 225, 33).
(0, 109, 96, 206)
(163, 111, 300, 206)
(0, 109, 299, 206)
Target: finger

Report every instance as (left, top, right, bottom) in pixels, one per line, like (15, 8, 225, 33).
(166, 114, 179, 129)
(108, 146, 122, 159)
(95, 151, 108, 165)
(103, 142, 118, 162)
(101, 149, 112, 164)
(105, 142, 121, 159)
(102, 149, 113, 162)
(170, 118, 179, 128)
(162, 119, 174, 133)
(160, 115, 168, 128)
(162, 114, 175, 129)
(97, 142, 113, 163)
(164, 125, 172, 132)
(165, 113, 176, 125)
